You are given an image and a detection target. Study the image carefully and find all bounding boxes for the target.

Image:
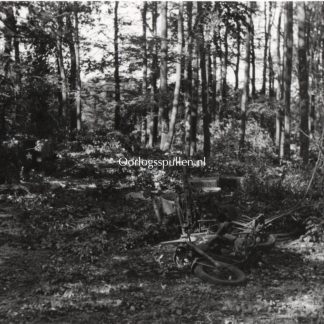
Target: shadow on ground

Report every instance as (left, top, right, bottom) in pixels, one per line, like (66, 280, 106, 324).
(0, 182, 323, 324)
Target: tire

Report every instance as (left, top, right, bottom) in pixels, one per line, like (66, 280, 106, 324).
(192, 258, 246, 285)
(255, 234, 276, 250)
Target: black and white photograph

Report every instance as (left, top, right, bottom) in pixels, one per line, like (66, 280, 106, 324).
(0, 1, 324, 323)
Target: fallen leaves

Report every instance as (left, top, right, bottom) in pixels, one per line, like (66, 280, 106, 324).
(1, 176, 324, 324)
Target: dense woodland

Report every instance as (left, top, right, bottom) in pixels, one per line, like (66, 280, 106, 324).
(0, 1, 323, 161)
(1, 2, 324, 323)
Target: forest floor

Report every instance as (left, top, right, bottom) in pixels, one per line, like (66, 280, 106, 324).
(0, 175, 324, 324)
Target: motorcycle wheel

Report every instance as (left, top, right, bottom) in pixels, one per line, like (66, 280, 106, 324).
(192, 258, 246, 285)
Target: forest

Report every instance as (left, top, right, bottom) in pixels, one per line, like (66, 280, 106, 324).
(0, 1, 324, 323)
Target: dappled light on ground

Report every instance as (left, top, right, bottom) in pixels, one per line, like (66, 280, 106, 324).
(1, 180, 324, 323)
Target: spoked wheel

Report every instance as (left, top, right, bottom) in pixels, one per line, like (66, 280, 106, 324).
(192, 258, 246, 285)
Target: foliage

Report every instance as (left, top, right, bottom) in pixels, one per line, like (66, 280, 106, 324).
(303, 215, 324, 243)
(208, 101, 277, 177)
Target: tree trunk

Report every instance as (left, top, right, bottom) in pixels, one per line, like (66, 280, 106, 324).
(297, 2, 309, 164)
(250, 16, 256, 98)
(164, 2, 183, 151)
(148, 3, 158, 148)
(220, 25, 228, 115)
(141, 2, 148, 145)
(309, 94, 315, 138)
(12, 5, 20, 124)
(184, 2, 192, 157)
(239, 3, 252, 152)
(190, 2, 199, 156)
(267, 3, 274, 96)
(274, 4, 282, 148)
(159, 2, 168, 150)
(261, 2, 268, 95)
(207, 43, 215, 121)
(322, 3, 324, 84)
(0, 5, 14, 141)
(141, 3, 148, 94)
(74, 3, 81, 131)
(66, 15, 77, 130)
(307, 10, 316, 139)
(281, 2, 293, 160)
(268, 51, 274, 97)
(212, 12, 220, 120)
(114, 2, 121, 131)
(212, 45, 217, 120)
(223, 26, 228, 102)
(234, 21, 241, 91)
(198, 2, 210, 159)
(56, 5, 67, 121)
(215, 25, 222, 120)
(66, 16, 76, 90)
